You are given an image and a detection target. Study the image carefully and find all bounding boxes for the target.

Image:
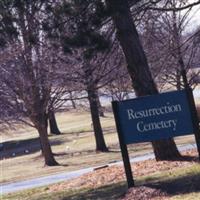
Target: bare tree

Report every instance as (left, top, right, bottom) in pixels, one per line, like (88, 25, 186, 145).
(105, 0, 183, 160)
(0, 0, 73, 165)
(140, 0, 200, 91)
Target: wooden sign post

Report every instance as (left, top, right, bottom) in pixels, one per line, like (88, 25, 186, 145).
(112, 101, 135, 188)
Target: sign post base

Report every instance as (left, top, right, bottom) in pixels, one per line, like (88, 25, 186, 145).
(112, 101, 134, 188)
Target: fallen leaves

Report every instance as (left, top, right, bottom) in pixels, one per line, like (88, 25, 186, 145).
(49, 149, 198, 200)
(120, 186, 167, 200)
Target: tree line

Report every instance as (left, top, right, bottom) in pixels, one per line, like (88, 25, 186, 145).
(0, 0, 200, 166)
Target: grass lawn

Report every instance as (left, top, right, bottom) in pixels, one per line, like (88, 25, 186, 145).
(2, 182, 127, 200)
(2, 163, 200, 200)
(1, 110, 199, 184)
(1, 96, 200, 199)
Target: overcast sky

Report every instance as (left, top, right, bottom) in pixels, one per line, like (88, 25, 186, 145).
(185, 0, 200, 32)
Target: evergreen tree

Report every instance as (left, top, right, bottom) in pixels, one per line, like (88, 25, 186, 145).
(43, 0, 110, 151)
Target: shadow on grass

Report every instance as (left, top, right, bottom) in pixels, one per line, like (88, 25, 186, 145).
(53, 146, 121, 159)
(1, 137, 65, 159)
(1, 137, 41, 150)
(61, 165, 200, 200)
(163, 155, 199, 162)
(144, 169, 200, 196)
(61, 130, 92, 136)
(61, 127, 115, 137)
(61, 182, 127, 200)
(178, 155, 199, 162)
(46, 171, 200, 200)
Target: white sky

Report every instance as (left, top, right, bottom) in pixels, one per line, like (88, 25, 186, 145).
(184, 0, 200, 32)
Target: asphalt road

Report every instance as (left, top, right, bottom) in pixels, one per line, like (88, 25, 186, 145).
(1, 143, 197, 195)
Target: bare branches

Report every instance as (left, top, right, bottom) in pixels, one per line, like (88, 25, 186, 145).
(140, 0, 200, 91)
(148, 0, 200, 12)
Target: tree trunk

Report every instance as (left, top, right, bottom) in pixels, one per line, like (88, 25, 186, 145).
(83, 62, 108, 152)
(37, 115, 58, 166)
(106, 0, 181, 160)
(87, 86, 108, 152)
(176, 69, 182, 90)
(96, 91, 105, 117)
(69, 91, 76, 109)
(48, 110, 61, 135)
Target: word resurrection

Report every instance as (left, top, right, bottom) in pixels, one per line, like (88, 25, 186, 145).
(112, 90, 194, 144)
(127, 103, 181, 132)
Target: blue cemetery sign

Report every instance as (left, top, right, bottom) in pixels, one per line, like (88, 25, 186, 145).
(112, 89, 200, 188)
(113, 90, 194, 144)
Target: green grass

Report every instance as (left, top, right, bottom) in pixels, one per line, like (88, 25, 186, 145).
(171, 193, 200, 200)
(1, 110, 198, 184)
(1, 110, 199, 187)
(139, 162, 200, 183)
(1, 111, 115, 143)
(2, 182, 127, 200)
(1, 111, 155, 184)
(138, 164, 200, 200)
(2, 164, 200, 200)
